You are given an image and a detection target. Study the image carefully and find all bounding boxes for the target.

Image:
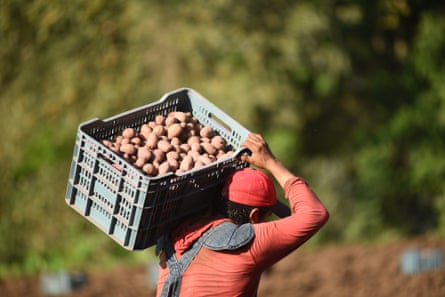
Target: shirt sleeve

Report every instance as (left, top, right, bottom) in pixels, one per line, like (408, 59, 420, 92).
(249, 176, 329, 269)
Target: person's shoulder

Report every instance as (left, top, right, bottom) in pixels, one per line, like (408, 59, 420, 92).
(204, 222, 254, 251)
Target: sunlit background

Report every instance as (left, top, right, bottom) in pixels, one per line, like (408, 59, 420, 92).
(1, 0, 444, 296)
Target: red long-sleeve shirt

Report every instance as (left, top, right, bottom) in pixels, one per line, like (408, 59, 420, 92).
(156, 176, 329, 297)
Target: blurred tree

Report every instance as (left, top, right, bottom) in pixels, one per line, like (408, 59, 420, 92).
(1, 0, 445, 275)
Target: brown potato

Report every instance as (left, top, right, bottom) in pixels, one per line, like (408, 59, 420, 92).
(211, 135, 225, 150)
(200, 126, 214, 138)
(216, 150, 226, 160)
(152, 149, 165, 163)
(142, 163, 157, 176)
(170, 111, 190, 123)
(133, 158, 146, 168)
(102, 139, 112, 148)
(179, 143, 191, 153)
(140, 125, 152, 140)
(167, 123, 183, 139)
(167, 158, 179, 171)
(153, 125, 166, 137)
(158, 161, 171, 175)
(166, 151, 179, 161)
(187, 150, 200, 162)
(115, 135, 123, 144)
(179, 155, 194, 171)
(131, 136, 142, 146)
(201, 142, 217, 155)
(148, 121, 156, 129)
(198, 154, 212, 165)
(194, 160, 204, 169)
(137, 147, 152, 162)
(157, 139, 173, 153)
(190, 142, 201, 153)
(120, 143, 136, 155)
(155, 114, 165, 125)
(187, 136, 200, 146)
(165, 115, 178, 127)
(122, 127, 136, 139)
(145, 133, 158, 150)
(121, 138, 130, 145)
(170, 137, 181, 146)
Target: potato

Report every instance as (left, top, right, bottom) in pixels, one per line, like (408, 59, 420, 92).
(201, 142, 217, 155)
(131, 136, 142, 146)
(187, 150, 200, 162)
(142, 163, 157, 176)
(153, 125, 166, 137)
(102, 139, 112, 148)
(190, 142, 201, 153)
(120, 143, 136, 155)
(158, 161, 171, 175)
(187, 136, 200, 146)
(133, 158, 146, 169)
(170, 137, 181, 146)
(211, 135, 225, 150)
(165, 115, 179, 127)
(140, 124, 152, 139)
(115, 135, 123, 144)
(167, 158, 179, 171)
(152, 149, 165, 163)
(137, 147, 152, 161)
(167, 123, 183, 139)
(121, 138, 130, 145)
(185, 122, 198, 137)
(216, 150, 226, 160)
(170, 111, 190, 123)
(122, 127, 136, 139)
(166, 151, 179, 161)
(148, 121, 157, 129)
(194, 160, 204, 169)
(125, 154, 137, 163)
(145, 133, 158, 149)
(157, 139, 173, 153)
(179, 143, 191, 153)
(179, 155, 194, 171)
(198, 154, 212, 165)
(155, 115, 165, 125)
(200, 126, 214, 138)
(140, 123, 152, 134)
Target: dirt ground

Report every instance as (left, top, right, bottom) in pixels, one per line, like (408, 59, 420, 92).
(1, 236, 444, 297)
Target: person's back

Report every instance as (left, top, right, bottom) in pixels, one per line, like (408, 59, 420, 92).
(155, 133, 329, 297)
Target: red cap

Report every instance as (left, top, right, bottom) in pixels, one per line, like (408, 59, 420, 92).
(224, 168, 290, 218)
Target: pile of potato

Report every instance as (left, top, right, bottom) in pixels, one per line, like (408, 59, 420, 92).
(102, 111, 235, 176)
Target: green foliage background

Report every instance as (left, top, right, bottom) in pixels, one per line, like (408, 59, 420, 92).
(1, 0, 444, 276)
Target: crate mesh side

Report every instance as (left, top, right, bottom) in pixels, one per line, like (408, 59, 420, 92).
(89, 200, 113, 233)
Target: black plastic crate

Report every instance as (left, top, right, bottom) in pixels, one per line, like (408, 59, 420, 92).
(65, 88, 250, 250)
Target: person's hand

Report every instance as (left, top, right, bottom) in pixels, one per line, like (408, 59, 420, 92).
(239, 133, 276, 170)
(240, 133, 295, 188)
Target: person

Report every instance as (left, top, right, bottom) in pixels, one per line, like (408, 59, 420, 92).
(155, 133, 329, 297)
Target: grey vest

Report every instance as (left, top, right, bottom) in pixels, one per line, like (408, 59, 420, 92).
(157, 221, 254, 297)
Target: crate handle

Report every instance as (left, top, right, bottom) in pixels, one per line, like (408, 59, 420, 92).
(208, 111, 232, 135)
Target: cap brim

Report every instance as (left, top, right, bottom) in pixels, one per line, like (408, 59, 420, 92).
(271, 200, 291, 218)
